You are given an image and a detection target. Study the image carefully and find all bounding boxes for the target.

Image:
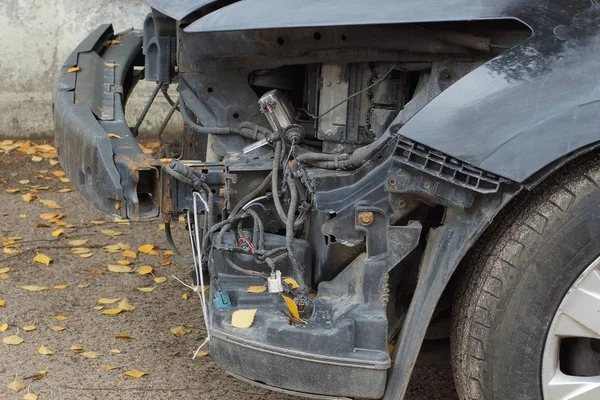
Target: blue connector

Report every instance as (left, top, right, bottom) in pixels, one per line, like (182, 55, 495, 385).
(213, 289, 232, 309)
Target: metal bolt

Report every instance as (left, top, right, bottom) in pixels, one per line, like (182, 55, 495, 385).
(423, 181, 432, 190)
(358, 212, 374, 226)
(325, 81, 332, 87)
(388, 178, 397, 187)
(325, 130, 334, 137)
(395, 197, 408, 210)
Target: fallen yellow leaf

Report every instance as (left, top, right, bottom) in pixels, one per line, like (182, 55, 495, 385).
(109, 349, 121, 354)
(81, 351, 100, 359)
(97, 298, 120, 305)
(71, 247, 90, 255)
(93, 306, 104, 311)
(182, 293, 190, 300)
(23, 325, 36, 332)
(70, 345, 84, 353)
(52, 170, 66, 177)
(67, 66, 81, 73)
(107, 264, 133, 273)
(101, 308, 123, 315)
(68, 239, 88, 246)
(33, 253, 52, 266)
(118, 260, 132, 266)
(137, 286, 156, 293)
(37, 345, 54, 355)
(114, 334, 134, 339)
(79, 253, 93, 258)
(54, 315, 68, 321)
(101, 229, 122, 237)
(5, 188, 21, 194)
(124, 370, 148, 378)
(122, 250, 137, 259)
(7, 379, 24, 392)
(21, 285, 49, 292)
(138, 265, 153, 275)
(0, 323, 7, 331)
(0, 267, 10, 274)
(195, 350, 209, 357)
(24, 392, 38, 400)
(154, 276, 167, 284)
(89, 220, 107, 225)
(107, 133, 122, 139)
(49, 159, 59, 166)
(22, 193, 36, 203)
(170, 325, 191, 337)
(51, 229, 64, 238)
(247, 285, 267, 293)
(231, 309, 257, 329)
(101, 364, 119, 371)
(138, 244, 155, 254)
(117, 298, 135, 311)
(283, 278, 299, 289)
(0, 300, 5, 307)
(54, 284, 69, 290)
(19, 179, 30, 184)
(31, 156, 42, 162)
(282, 295, 301, 320)
(39, 199, 61, 209)
(164, 250, 175, 256)
(49, 326, 65, 332)
(58, 187, 74, 193)
(3, 335, 24, 345)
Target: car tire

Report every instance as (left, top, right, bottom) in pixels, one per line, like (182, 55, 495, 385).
(451, 153, 600, 399)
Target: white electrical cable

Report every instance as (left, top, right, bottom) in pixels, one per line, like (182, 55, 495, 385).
(181, 191, 211, 359)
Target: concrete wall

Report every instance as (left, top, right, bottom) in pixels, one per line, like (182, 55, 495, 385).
(0, 0, 181, 138)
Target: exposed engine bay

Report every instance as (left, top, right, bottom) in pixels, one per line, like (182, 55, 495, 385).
(157, 30, 521, 395)
(53, 12, 539, 398)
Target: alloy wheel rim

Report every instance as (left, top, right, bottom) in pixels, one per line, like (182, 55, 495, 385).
(542, 255, 600, 399)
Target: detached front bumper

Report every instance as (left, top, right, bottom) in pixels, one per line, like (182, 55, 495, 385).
(53, 24, 160, 219)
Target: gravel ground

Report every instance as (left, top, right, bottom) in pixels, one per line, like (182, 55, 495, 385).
(0, 145, 457, 400)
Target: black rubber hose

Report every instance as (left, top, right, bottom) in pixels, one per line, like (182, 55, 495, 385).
(271, 142, 288, 224)
(164, 221, 193, 263)
(179, 97, 240, 135)
(285, 174, 300, 272)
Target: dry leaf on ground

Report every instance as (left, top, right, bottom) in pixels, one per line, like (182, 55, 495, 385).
(282, 295, 301, 320)
(81, 351, 99, 359)
(170, 325, 191, 337)
(7, 379, 24, 392)
(22, 285, 49, 292)
(49, 326, 65, 332)
(33, 254, 52, 266)
(24, 393, 38, 400)
(107, 264, 133, 273)
(3, 335, 24, 345)
(117, 298, 135, 311)
(97, 298, 120, 305)
(124, 370, 148, 378)
(37, 345, 53, 355)
(138, 265, 153, 275)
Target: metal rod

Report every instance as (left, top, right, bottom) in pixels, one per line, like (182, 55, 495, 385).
(133, 82, 162, 137)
